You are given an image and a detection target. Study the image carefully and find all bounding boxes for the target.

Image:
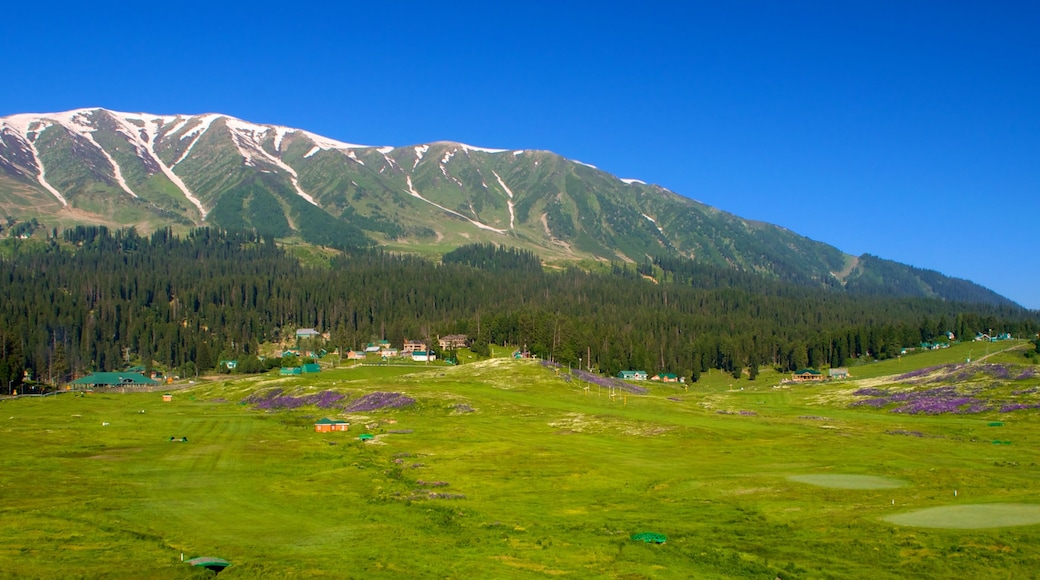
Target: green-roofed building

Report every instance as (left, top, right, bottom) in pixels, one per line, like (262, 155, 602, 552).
(280, 367, 302, 376)
(70, 372, 159, 387)
(302, 363, 321, 373)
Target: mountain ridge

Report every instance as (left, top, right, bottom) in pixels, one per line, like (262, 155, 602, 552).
(0, 107, 1019, 308)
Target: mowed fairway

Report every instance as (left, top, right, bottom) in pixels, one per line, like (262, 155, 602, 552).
(3, 356, 1040, 578)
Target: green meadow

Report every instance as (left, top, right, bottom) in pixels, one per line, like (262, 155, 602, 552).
(3, 346, 1040, 579)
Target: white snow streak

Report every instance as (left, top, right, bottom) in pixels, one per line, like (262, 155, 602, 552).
(377, 146, 394, 154)
(405, 175, 506, 233)
(642, 213, 665, 236)
(303, 145, 321, 158)
(512, 150, 524, 156)
(574, 160, 598, 169)
(161, 117, 190, 140)
(413, 144, 429, 168)
(225, 118, 318, 206)
(173, 114, 220, 166)
(492, 171, 516, 230)
(441, 149, 455, 164)
(111, 112, 207, 217)
(459, 143, 507, 153)
(290, 128, 381, 161)
(620, 178, 645, 185)
(0, 116, 68, 206)
(49, 110, 139, 198)
(272, 126, 293, 151)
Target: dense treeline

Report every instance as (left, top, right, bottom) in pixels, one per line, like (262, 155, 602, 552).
(442, 243, 542, 274)
(0, 227, 1035, 390)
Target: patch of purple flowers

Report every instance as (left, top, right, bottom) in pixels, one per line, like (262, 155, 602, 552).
(244, 388, 346, 410)
(1016, 368, 1038, 381)
(851, 385, 989, 415)
(345, 392, 415, 412)
(1000, 403, 1040, 413)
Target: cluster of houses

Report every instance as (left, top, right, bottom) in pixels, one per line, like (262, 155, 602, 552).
(976, 332, 1014, 342)
(340, 334, 470, 363)
(617, 370, 685, 383)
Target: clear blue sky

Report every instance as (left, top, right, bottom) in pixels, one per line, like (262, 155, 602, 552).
(5, 1, 1038, 308)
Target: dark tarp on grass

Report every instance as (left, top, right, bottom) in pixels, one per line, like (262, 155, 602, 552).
(188, 556, 230, 571)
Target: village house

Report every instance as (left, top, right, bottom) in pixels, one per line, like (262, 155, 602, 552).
(345, 350, 366, 360)
(314, 418, 349, 432)
(438, 334, 469, 350)
(380, 347, 400, 358)
(411, 350, 435, 362)
(402, 339, 427, 354)
(651, 373, 679, 383)
(828, 368, 850, 379)
(792, 369, 824, 382)
(618, 370, 649, 381)
(296, 328, 321, 339)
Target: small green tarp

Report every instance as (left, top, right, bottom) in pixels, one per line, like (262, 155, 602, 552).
(359, 433, 374, 441)
(631, 532, 667, 544)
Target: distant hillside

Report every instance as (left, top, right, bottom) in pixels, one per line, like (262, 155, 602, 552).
(0, 108, 1018, 307)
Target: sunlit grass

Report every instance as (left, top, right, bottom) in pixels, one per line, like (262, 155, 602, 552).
(3, 356, 1040, 578)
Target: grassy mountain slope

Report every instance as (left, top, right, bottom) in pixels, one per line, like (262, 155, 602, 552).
(0, 108, 1020, 307)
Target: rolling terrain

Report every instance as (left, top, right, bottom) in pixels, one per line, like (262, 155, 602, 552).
(3, 344, 1040, 578)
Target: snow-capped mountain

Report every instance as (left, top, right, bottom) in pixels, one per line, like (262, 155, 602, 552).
(0, 108, 1016, 306)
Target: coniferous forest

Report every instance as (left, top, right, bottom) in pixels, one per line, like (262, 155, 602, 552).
(0, 226, 1036, 390)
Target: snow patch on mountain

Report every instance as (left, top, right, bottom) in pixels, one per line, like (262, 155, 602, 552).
(225, 118, 318, 206)
(173, 114, 221, 166)
(272, 126, 292, 151)
(0, 116, 68, 206)
(304, 146, 321, 158)
(44, 110, 139, 198)
(406, 175, 506, 234)
(413, 145, 429, 168)
(620, 178, 645, 185)
(459, 143, 507, 154)
(642, 213, 665, 236)
(492, 171, 516, 230)
(574, 160, 597, 169)
(112, 113, 207, 217)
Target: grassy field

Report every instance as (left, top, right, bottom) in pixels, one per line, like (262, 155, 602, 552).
(2, 347, 1040, 579)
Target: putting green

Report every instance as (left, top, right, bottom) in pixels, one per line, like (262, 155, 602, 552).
(788, 474, 907, 489)
(884, 504, 1040, 529)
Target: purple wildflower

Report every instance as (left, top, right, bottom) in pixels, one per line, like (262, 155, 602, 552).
(345, 392, 415, 412)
